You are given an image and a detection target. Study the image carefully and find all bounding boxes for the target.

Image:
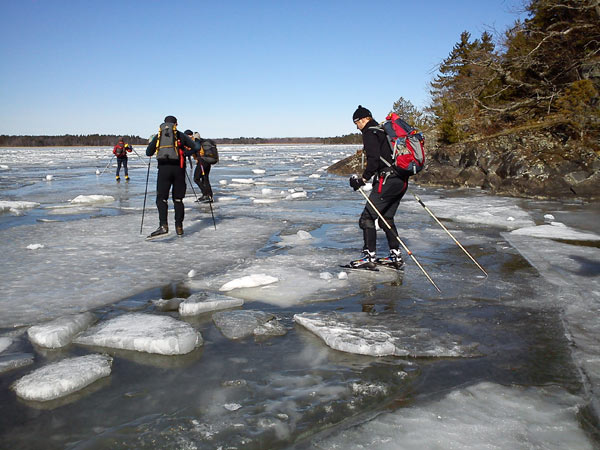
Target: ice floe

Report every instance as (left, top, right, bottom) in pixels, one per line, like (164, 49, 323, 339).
(74, 313, 202, 355)
(294, 312, 480, 357)
(212, 310, 286, 339)
(315, 382, 593, 449)
(179, 292, 244, 316)
(510, 223, 600, 241)
(69, 195, 114, 204)
(27, 312, 95, 348)
(12, 354, 112, 402)
(26, 243, 44, 250)
(407, 196, 535, 230)
(219, 274, 279, 292)
(0, 200, 40, 214)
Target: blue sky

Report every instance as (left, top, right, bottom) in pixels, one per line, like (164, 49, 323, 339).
(0, 0, 527, 138)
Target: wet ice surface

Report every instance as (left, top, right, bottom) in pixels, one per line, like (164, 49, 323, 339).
(0, 145, 599, 448)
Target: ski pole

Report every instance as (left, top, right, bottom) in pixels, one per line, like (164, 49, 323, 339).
(200, 164, 217, 230)
(413, 194, 488, 277)
(99, 155, 115, 176)
(131, 148, 147, 164)
(140, 156, 152, 234)
(357, 187, 441, 293)
(186, 167, 217, 230)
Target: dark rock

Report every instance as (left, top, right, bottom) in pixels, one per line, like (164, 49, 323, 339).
(327, 128, 600, 200)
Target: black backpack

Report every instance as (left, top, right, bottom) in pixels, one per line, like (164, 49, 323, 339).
(200, 139, 219, 164)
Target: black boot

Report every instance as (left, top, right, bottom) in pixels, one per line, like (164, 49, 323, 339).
(148, 225, 168, 239)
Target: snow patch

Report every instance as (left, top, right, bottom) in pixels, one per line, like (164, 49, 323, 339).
(219, 274, 279, 292)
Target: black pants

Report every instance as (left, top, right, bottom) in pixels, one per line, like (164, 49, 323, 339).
(156, 164, 187, 227)
(359, 175, 408, 253)
(193, 161, 213, 198)
(116, 157, 128, 176)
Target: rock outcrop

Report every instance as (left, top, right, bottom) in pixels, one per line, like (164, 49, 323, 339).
(328, 128, 600, 200)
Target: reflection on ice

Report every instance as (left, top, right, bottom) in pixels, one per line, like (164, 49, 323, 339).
(12, 354, 112, 402)
(74, 313, 202, 355)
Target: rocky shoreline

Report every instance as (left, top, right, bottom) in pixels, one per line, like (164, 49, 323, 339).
(328, 128, 600, 201)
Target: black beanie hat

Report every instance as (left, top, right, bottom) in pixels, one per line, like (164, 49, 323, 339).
(184, 129, 193, 135)
(164, 115, 177, 124)
(352, 105, 372, 121)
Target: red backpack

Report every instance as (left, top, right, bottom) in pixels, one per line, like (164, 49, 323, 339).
(373, 113, 425, 176)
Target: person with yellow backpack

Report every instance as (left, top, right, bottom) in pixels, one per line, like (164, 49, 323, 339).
(145, 116, 200, 238)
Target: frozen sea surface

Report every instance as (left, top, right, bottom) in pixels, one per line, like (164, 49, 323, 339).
(0, 145, 599, 449)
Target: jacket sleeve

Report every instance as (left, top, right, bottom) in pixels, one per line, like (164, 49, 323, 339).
(361, 129, 383, 181)
(180, 133, 201, 156)
(146, 136, 158, 156)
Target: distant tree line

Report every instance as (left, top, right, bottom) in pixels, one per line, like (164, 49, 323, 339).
(0, 134, 148, 147)
(0, 134, 363, 147)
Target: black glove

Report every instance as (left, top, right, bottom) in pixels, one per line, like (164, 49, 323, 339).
(349, 174, 366, 191)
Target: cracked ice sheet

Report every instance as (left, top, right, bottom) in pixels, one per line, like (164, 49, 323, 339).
(313, 382, 593, 449)
(403, 194, 535, 230)
(294, 312, 480, 358)
(0, 213, 280, 328)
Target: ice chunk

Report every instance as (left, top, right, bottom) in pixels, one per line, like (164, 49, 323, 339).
(219, 180, 228, 185)
(27, 312, 95, 348)
(320, 272, 333, 280)
(297, 230, 312, 240)
(12, 354, 112, 402)
(69, 195, 114, 204)
(0, 336, 12, 353)
(252, 169, 266, 174)
(544, 213, 555, 221)
(188, 269, 196, 278)
(261, 188, 273, 195)
(153, 298, 184, 312)
(0, 200, 39, 214)
(213, 310, 286, 339)
(45, 174, 53, 181)
(26, 243, 44, 250)
(286, 191, 307, 199)
(510, 224, 600, 241)
(231, 178, 255, 184)
(179, 292, 244, 316)
(294, 312, 480, 358)
(74, 313, 202, 355)
(219, 274, 279, 292)
(224, 403, 242, 411)
(0, 353, 35, 374)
